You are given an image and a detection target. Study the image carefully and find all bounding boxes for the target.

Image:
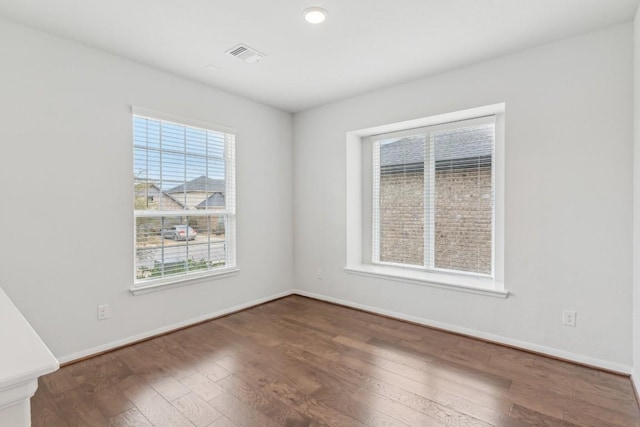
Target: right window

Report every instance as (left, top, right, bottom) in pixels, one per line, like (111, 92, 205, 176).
(372, 116, 495, 277)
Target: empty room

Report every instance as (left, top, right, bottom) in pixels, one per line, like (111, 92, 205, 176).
(1, 0, 640, 426)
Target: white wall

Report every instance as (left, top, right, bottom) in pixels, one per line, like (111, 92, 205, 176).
(0, 14, 634, 372)
(0, 18, 293, 360)
(294, 23, 634, 369)
(633, 5, 640, 386)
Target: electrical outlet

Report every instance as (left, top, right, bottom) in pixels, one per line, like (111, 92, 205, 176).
(97, 304, 110, 320)
(562, 310, 576, 327)
(317, 268, 324, 280)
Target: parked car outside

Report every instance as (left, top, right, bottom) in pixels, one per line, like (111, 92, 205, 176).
(163, 225, 197, 241)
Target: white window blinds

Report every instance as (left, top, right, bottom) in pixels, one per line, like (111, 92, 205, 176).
(372, 116, 495, 276)
(133, 109, 236, 284)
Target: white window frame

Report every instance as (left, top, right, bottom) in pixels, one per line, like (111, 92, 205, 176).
(371, 116, 496, 276)
(131, 106, 238, 295)
(345, 104, 507, 298)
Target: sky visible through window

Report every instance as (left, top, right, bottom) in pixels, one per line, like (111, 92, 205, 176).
(133, 117, 225, 191)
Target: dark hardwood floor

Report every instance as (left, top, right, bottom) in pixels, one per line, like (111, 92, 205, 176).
(32, 295, 640, 426)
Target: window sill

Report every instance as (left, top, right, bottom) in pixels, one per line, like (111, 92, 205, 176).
(130, 267, 239, 296)
(344, 264, 508, 298)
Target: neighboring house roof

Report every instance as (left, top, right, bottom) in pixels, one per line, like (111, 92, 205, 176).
(380, 125, 493, 173)
(380, 136, 425, 171)
(196, 192, 225, 209)
(166, 176, 225, 194)
(134, 182, 185, 208)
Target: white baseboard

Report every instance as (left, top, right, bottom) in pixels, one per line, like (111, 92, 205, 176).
(57, 290, 294, 364)
(293, 289, 632, 375)
(58, 288, 632, 375)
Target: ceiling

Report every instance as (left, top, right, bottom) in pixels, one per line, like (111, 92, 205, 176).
(0, 0, 638, 113)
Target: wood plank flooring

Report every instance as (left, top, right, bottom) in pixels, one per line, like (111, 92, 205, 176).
(31, 295, 640, 426)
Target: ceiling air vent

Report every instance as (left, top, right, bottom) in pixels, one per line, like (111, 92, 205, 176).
(226, 44, 265, 64)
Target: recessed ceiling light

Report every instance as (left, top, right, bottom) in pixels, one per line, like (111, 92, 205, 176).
(303, 7, 328, 24)
(205, 64, 221, 71)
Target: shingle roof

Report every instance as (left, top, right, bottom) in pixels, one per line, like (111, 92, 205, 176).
(380, 136, 425, 168)
(196, 193, 225, 208)
(166, 176, 225, 194)
(380, 125, 493, 169)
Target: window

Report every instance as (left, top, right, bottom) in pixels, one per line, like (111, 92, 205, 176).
(132, 107, 236, 289)
(345, 104, 506, 296)
(372, 116, 494, 276)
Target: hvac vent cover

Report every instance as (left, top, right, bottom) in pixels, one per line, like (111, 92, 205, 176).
(226, 44, 265, 63)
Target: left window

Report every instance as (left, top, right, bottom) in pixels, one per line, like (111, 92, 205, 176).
(133, 108, 236, 288)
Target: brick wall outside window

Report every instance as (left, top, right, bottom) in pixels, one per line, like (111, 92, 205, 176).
(379, 161, 492, 274)
(380, 171, 424, 265)
(434, 163, 492, 274)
